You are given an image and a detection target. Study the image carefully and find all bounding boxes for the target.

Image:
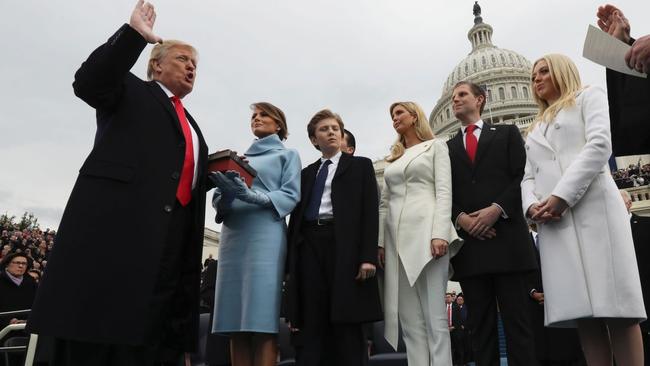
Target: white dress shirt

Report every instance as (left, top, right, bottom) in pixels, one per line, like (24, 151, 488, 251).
(316, 151, 342, 219)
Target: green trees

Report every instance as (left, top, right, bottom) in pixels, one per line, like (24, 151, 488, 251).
(0, 212, 40, 231)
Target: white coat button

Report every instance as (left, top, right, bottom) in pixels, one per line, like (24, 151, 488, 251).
(525, 145, 530, 150)
(536, 167, 539, 173)
(554, 124, 560, 129)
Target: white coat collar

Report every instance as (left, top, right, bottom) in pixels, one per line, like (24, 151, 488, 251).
(398, 139, 433, 173)
(526, 122, 556, 153)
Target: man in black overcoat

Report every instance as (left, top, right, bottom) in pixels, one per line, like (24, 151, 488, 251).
(447, 81, 538, 366)
(27, 2, 209, 365)
(621, 190, 650, 363)
(286, 109, 382, 366)
(596, 4, 650, 156)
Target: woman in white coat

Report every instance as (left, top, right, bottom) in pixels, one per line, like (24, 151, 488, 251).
(378, 101, 461, 366)
(522, 54, 646, 366)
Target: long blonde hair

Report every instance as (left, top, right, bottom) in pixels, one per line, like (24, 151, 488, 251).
(386, 102, 435, 162)
(528, 54, 582, 133)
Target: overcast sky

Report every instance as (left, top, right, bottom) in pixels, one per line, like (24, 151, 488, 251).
(1, 0, 647, 231)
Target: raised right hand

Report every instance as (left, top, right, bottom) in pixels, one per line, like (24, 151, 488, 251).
(596, 4, 631, 43)
(129, 0, 163, 44)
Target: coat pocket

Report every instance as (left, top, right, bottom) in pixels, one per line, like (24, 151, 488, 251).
(79, 159, 136, 183)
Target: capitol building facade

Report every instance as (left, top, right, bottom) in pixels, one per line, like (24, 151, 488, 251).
(429, 2, 538, 138)
(374, 2, 538, 187)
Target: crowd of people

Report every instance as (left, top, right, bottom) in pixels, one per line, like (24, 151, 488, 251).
(2, 1, 650, 366)
(0, 222, 56, 283)
(612, 163, 650, 189)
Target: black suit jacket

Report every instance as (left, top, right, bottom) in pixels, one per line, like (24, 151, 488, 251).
(286, 153, 382, 327)
(447, 123, 536, 279)
(606, 68, 650, 156)
(28, 25, 209, 348)
(451, 305, 469, 329)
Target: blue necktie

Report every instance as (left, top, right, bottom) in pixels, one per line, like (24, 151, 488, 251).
(304, 160, 332, 220)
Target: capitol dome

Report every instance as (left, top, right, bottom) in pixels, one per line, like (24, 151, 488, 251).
(429, 2, 538, 136)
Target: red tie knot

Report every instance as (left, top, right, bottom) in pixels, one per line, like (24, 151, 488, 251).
(466, 124, 477, 134)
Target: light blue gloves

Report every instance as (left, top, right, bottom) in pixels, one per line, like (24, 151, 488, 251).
(211, 186, 234, 209)
(210, 171, 271, 207)
(209, 173, 236, 223)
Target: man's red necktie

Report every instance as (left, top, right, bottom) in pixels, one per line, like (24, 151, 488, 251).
(171, 96, 194, 206)
(465, 124, 478, 163)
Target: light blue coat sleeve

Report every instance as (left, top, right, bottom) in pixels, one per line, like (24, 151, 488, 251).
(266, 149, 302, 219)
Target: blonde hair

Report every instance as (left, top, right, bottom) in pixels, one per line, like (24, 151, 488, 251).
(147, 40, 198, 80)
(528, 54, 582, 133)
(386, 102, 435, 162)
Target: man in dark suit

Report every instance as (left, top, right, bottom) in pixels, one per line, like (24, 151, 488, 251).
(340, 128, 356, 155)
(621, 190, 650, 363)
(452, 294, 471, 366)
(447, 81, 538, 366)
(27, 2, 209, 365)
(286, 109, 382, 366)
(596, 4, 650, 155)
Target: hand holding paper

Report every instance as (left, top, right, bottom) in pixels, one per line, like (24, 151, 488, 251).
(626, 35, 650, 74)
(583, 24, 646, 78)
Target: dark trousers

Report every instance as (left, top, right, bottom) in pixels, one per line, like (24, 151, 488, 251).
(294, 225, 366, 366)
(451, 328, 471, 365)
(460, 272, 537, 366)
(51, 339, 182, 366)
(51, 199, 194, 366)
(631, 214, 650, 365)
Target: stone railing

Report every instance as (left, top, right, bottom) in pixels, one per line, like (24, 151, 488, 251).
(503, 115, 535, 129)
(627, 185, 650, 216)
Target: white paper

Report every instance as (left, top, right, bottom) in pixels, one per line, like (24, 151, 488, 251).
(583, 24, 647, 78)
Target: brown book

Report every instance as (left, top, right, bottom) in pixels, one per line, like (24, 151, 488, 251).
(207, 150, 257, 188)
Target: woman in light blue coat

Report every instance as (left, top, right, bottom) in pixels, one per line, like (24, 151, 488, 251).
(211, 102, 301, 366)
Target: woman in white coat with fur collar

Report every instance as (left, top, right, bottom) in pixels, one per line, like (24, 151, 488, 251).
(522, 54, 646, 366)
(378, 101, 461, 366)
